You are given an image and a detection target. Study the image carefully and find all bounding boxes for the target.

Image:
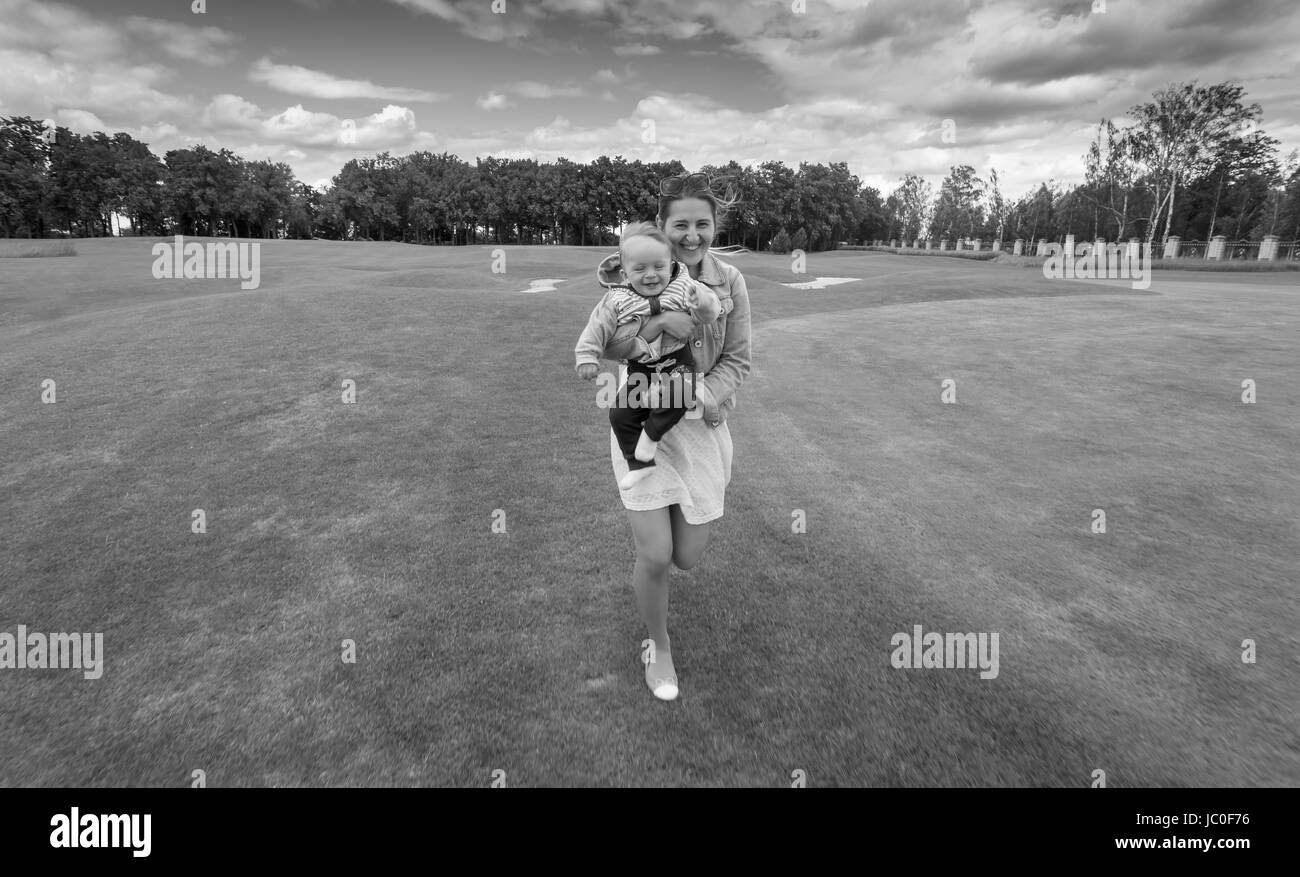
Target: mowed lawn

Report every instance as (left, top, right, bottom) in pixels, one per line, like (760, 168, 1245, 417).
(1, 238, 1296, 787)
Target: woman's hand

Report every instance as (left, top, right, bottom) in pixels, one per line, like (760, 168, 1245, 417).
(577, 363, 599, 381)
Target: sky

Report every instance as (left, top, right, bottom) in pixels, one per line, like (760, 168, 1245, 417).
(2, 0, 1298, 198)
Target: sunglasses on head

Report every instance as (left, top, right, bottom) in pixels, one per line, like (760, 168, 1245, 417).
(659, 172, 711, 196)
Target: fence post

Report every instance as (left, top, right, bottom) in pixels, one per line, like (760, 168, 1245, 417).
(925, 239, 932, 251)
(1259, 235, 1279, 261)
(992, 239, 1001, 252)
(1064, 234, 1076, 259)
(1165, 236, 1180, 259)
(1208, 235, 1226, 260)
(1037, 239, 1048, 256)
(1014, 239, 1024, 255)
(939, 239, 948, 251)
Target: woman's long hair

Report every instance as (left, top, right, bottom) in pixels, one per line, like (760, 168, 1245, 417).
(656, 175, 741, 232)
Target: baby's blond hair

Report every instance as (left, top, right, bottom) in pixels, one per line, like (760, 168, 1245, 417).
(619, 221, 672, 261)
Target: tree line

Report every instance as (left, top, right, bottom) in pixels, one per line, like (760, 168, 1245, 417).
(0, 118, 885, 248)
(883, 82, 1300, 246)
(2, 80, 1297, 248)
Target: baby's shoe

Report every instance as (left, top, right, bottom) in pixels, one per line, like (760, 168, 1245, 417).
(634, 430, 658, 463)
(619, 466, 654, 490)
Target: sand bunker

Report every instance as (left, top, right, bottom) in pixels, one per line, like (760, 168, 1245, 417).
(518, 278, 568, 293)
(780, 277, 861, 290)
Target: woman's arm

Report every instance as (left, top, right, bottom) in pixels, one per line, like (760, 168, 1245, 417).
(692, 271, 752, 424)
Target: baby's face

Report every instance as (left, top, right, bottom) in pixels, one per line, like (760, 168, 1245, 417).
(619, 237, 672, 296)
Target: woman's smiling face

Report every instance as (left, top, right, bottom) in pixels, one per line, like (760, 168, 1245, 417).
(662, 197, 715, 267)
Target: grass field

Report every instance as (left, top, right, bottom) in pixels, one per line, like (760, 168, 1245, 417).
(1, 238, 1297, 787)
(0, 239, 77, 259)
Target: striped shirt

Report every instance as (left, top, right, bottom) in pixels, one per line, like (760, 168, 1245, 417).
(608, 266, 697, 326)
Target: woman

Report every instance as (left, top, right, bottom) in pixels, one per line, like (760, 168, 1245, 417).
(598, 172, 753, 701)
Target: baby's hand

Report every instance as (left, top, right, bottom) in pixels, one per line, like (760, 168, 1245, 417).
(692, 286, 722, 322)
(577, 363, 599, 381)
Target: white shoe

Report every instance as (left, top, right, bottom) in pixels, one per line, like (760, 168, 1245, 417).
(634, 430, 658, 462)
(619, 467, 654, 490)
(644, 653, 678, 701)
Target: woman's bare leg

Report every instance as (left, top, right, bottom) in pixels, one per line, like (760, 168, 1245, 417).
(626, 507, 674, 649)
(669, 504, 714, 570)
(626, 507, 681, 696)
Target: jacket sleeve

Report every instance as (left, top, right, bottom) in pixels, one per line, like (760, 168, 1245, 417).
(574, 294, 620, 371)
(693, 269, 752, 424)
(603, 316, 653, 362)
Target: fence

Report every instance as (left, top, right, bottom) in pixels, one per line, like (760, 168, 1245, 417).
(868, 235, 1299, 261)
(1152, 236, 1297, 261)
(872, 238, 1002, 252)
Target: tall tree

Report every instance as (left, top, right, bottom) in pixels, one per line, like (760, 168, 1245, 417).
(1083, 119, 1139, 240)
(0, 116, 51, 237)
(929, 164, 984, 241)
(110, 133, 165, 235)
(1126, 81, 1262, 243)
(892, 174, 933, 242)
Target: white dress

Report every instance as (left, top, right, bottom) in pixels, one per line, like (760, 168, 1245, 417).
(609, 363, 734, 524)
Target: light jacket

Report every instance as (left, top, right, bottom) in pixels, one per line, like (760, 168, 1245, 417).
(588, 249, 752, 429)
(573, 261, 721, 368)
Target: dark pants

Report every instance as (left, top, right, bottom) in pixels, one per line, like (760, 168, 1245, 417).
(610, 347, 698, 471)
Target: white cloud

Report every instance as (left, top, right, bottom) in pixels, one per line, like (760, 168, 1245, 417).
(52, 108, 107, 134)
(387, 0, 532, 41)
(0, 0, 124, 63)
(428, 91, 1090, 201)
(2, 0, 1297, 205)
(0, 1, 198, 122)
(476, 91, 511, 110)
(123, 16, 238, 66)
(613, 44, 661, 56)
(137, 121, 181, 143)
(509, 81, 587, 99)
(185, 94, 424, 157)
(255, 101, 418, 148)
(538, 0, 612, 13)
(249, 58, 444, 102)
(0, 47, 193, 120)
(202, 94, 264, 131)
